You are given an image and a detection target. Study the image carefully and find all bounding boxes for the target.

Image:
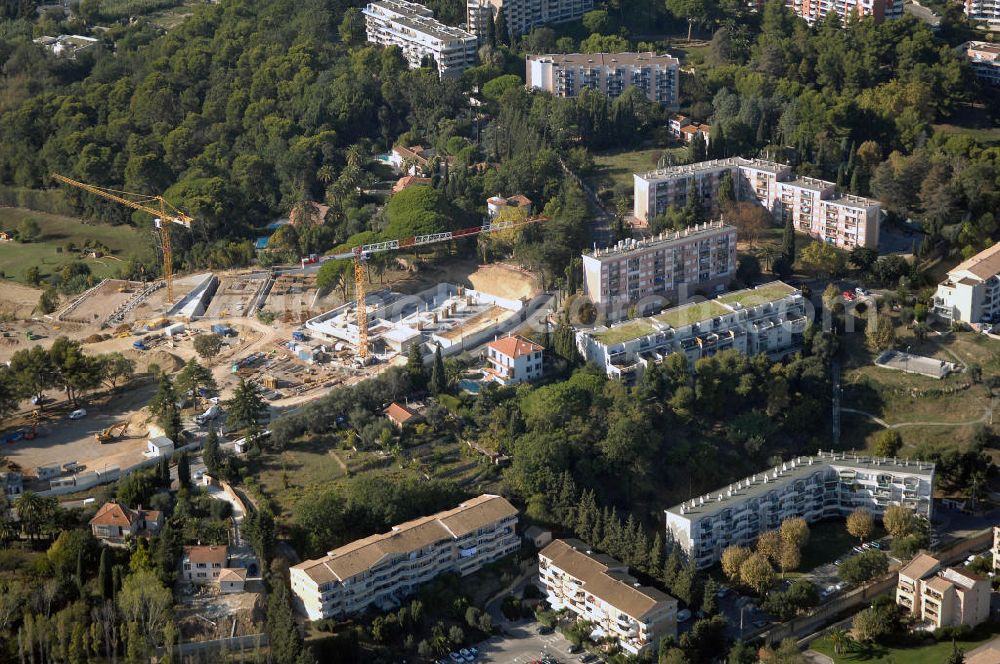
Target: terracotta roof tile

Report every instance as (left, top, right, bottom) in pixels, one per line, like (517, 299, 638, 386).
(486, 334, 543, 359)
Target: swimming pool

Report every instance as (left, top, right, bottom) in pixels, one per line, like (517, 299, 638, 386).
(458, 379, 481, 394)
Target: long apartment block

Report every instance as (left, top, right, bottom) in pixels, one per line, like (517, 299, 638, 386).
(786, 0, 903, 24)
(634, 157, 880, 250)
(364, 0, 478, 79)
(539, 539, 678, 656)
(665, 452, 935, 569)
(964, 0, 1000, 28)
(526, 52, 679, 107)
(290, 495, 519, 620)
(582, 221, 737, 308)
(576, 281, 807, 384)
(965, 42, 1000, 87)
(467, 0, 594, 41)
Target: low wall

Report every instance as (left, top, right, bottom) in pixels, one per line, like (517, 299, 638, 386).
(159, 633, 268, 657)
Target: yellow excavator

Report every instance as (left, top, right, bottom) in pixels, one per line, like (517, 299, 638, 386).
(95, 421, 129, 444)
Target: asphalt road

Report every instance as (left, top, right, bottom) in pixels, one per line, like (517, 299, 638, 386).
(475, 621, 589, 664)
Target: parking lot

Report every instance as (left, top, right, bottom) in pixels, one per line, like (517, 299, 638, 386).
(474, 621, 593, 664)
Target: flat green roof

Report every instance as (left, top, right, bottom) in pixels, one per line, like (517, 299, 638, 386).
(654, 300, 729, 328)
(716, 281, 796, 308)
(591, 319, 657, 345)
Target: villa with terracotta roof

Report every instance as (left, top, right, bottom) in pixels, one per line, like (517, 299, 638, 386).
(668, 114, 691, 139)
(483, 334, 544, 385)
(88, 502, 162, 545)
(389, 144, 437, 175)
(933, 242, 1000, 324)
(896, 552, 992, 628)
(486, 194, 533, 219)
(181, 545, 229, 585)
(392, 175, 432, 193)
(383, 401, 422, 428)
(539, 539, 677, 656)
(289, 494, 519, 620)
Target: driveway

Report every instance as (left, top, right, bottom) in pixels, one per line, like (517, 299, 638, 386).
(476, 621, 589, 664)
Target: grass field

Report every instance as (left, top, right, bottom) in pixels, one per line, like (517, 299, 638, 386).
(588, 147, 688, 194)
(810, 624, 1000, 663)
(839, 323, 1000, 453)
(0, 208, 147, 285)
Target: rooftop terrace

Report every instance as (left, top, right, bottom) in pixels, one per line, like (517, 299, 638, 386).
(716, 281, 798, 308)
(654, 300, 729, 328)
(591, 319, 657, 345)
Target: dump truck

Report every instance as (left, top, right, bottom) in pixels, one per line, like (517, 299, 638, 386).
(95, 421, 129, 444)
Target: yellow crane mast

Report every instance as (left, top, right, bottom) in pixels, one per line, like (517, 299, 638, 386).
(52, 174, 194, 303)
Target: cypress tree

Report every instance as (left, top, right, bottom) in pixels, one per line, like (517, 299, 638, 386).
(406, 343, 426, 390)
(430, 345, 446, 394)
(648, 532, 665, 575)
(781, 215, 795, 266)
(203, 425, 220, 475)
(849, 167, 861, 195)
(662, 545, 682, 588)
(158, 456, 169, 487)
(75, 550, 84, 596)
(494, 8, 507, 46)
(176, 452, 190, 488)
(267, 569, 303, 664)
(98, 547, 113, 600)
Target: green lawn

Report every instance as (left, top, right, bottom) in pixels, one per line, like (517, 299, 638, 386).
(654, 300, 729, 328)
(717, 281, 797, 308)
(0, 208, 148, 284)
(592, 318, 657, 345)
(588, 147, 688, 194)
(811, 625, 1000, 663)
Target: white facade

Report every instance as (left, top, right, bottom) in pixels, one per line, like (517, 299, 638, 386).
(467, 0, 593, 41)
(786, 0, 903, 24)
(634, 157, 880, 249)
(290, 495, 519, 620)
(364, 0, 478, 79)
(666, 452, 935, 568)
(964, 0, 1000, 29)
(932, 243, 1000, 324)
(526, 52, 679, 107)
(484, 334, 544, 385)
(965, 42, 1000, 87)
(146, 436, 174, 457)
(582, 221, 737, 308)
(539, 539, 677, 656)
(577, 282, 807, 384)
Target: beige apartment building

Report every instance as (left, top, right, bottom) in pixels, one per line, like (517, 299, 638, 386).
(787, 0, 903, 24)
(364, 0, 478, 79)
(932, 242, 1000, 324)
(526, 52, 680, 107)
(539, 539, 677, 656)
(290, 495, 519, 620)
(634, 157, 880, 249)
(897, 553, 991, 629)
(582, 221, 737, 309)
(965, 42, 1000, 87)
(467, 0, 593, 41)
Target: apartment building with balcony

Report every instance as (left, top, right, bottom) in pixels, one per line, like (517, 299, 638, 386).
(965, 42, 1000, 87)
(483, 333, 544, 385)
(582, 221, 737, 309)
(665, 452, 935, 568)
(963, 0, 1000, 29)
(634, 158, 881, 249)
(539, 539, 677, 656)
(290, 495, 519, 620)
(577, 281, 807, 383)
(786, 0, 903, 24)
(467, 0, 594, 42)
(896, 553, 991, 628)
(364, 0, 478, 79)
(526, 52, 680, 107)
(932, 242, 1000, 324)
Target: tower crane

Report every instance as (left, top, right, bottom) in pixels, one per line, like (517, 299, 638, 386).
(51, 174, 194, 304)
(326, 215, 547, 361)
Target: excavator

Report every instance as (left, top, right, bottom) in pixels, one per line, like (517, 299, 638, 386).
(95, 421, 129, 444)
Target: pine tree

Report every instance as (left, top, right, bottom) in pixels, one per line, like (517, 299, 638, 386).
(485, 8, 497, 47)
(430, 345, 446, 394)
(575, 490, 597, 543)
(781, 214, 795, 266)
(176, 452, 190, 488)
(718, 172, 736, 207)
(149, 375, 181, 441)
(633, 526, 650, 572)
(662, 545, 682, 588)
(98, 547, 113, 600)
(267, 568, 303, 664)
(494, 8, 507, 46)
(683, 180, 704, 226)
(555, 471, 578, 526)
(203, 425, 220, 475)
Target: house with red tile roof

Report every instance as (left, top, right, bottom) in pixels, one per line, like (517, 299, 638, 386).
(384, 402, 422, 429)
(483, 334, 544, 385)
(89, 502, 162, 545)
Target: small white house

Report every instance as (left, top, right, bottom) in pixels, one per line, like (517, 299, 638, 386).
(147, 436, 174, 457)
(219, 567, 247, 594)
(483, 334, 544, 386)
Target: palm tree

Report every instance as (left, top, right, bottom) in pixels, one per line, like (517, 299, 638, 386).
(345, 144, 364, 172)
(14, 490, 43, 541)
(829, 628, 851, 655)
(316, 164, 336, 186)
(759, 245, 778, 271)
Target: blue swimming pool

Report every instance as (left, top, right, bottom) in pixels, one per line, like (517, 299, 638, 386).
(458, 379, 481, 394)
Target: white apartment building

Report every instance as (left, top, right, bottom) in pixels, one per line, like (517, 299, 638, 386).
(634, 157, 881, 249)
(526, 52, 680, 107)
(964, 0, 1000, 29)
(364, 0, 478, 79)
(965, 42, 1000, 87)
(897, 554, 991, 629)
(290, 495, 519, 620)
(666, 452, 935, 568)
(786, 0, 903, 24)
(932, 242, 1000, 324)
(577, 281, 807, 384)
(539, 539, 678, 656)
(582, 221, 737, 308)
(993, 526, 1000, 574)
(467, 0, 594, 41)
(483, 333, 544, 385)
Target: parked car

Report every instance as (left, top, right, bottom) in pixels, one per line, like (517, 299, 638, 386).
(677, 609, 692, 622)
(459, 649, 474, 661)
(69, 408, 87, 420)
(869, 541, 882, 549)
(468, 647, 479, 658)
(538, 625, 554, 634)
(842, 291, 856, 301)
(855, 287, 870, 297)
(449, 653, 464, 663)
